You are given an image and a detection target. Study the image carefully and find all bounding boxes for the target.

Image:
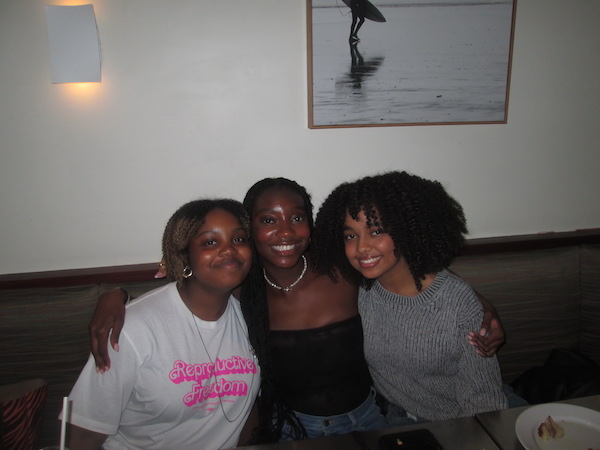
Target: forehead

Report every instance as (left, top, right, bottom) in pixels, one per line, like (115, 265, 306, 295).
(199, 208, 243, 230)
(253, 186, 305, 212)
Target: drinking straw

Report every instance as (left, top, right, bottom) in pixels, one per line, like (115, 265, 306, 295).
(60, 396, 68, 450)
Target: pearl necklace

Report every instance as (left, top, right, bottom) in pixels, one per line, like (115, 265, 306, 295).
(263, 255, 307, 292)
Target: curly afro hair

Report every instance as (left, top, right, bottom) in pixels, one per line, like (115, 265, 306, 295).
(313, 171, 467, 291)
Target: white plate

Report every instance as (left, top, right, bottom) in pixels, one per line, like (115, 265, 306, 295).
(515, 403, 600, 450)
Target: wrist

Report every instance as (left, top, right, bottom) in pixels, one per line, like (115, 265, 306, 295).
(117, 287, 131, 305)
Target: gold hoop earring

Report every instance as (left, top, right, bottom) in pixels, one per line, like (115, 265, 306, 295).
(183, 266, 193, 279)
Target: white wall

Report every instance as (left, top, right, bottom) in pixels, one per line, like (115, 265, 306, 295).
(1, 0, 599, 275)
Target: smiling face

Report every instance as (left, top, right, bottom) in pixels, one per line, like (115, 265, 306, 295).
(185, 208, 252, 293)
(343, 209, 405, 287)
(251, 186, 311, 271)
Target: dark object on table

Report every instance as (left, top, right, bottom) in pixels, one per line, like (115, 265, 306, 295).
(511, 348, 600, 404)
(378, 429, 443, 450)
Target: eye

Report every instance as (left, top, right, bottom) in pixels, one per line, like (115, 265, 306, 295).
(344, 233, 356, 240)
(202, 239, 217, 247)
(233, 236, 248, 244)
(371, 228, 384, 236)
(292, 215, 305, 223)
(260, 216, 275, 224)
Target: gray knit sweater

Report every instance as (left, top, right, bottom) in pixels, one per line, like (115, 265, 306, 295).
(359, 270, 508, 421)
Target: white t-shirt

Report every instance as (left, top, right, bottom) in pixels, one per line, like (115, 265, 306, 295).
(65, 282, 260, 450)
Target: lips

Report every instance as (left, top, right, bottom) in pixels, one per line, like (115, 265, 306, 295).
(216, 259, 243, 269)
(358, 255, 382, 268)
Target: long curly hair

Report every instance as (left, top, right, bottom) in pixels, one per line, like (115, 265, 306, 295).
(162, 198, 247, 285)
(313, 171, 467, 291)
(239, 178, 312, 443)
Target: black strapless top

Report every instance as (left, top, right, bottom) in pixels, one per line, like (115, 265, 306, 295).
(269, 315, 372, 415)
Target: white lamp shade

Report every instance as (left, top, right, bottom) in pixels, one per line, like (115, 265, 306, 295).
(45, 4, 101, 83)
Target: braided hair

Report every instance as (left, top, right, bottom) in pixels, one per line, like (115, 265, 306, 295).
(313, 171, 467, 291)
(162, 198, 248, 285)
(239, 178, 312, 443)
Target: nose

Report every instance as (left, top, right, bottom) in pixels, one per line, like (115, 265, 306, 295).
(220, 242, 238, 256)
(276, 221, 294, 238)
(356, 234, 371, 254)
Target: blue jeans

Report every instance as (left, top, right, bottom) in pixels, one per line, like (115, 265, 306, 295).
(385, 403, 427, 427)
(504, 383, 529, 408)
(280, 387, 386, 441)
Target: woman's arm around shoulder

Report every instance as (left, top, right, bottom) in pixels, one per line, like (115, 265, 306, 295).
(447, 269, 505, 357)
(89, 287, 128, 372)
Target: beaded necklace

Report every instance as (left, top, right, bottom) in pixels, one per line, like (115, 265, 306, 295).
(263, 255, 307, 292)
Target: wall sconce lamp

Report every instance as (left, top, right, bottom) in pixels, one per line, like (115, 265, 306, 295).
(45, 4, 101, 83)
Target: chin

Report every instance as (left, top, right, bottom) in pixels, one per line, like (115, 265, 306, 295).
(271, 255, 302, 267)
(355, 268, 380, 280)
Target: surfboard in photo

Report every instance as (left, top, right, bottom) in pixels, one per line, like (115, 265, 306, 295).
(341, 0, 386, 22)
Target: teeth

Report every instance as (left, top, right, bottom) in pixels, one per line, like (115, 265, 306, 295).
(360, 257, 381, 265)
(273, 245, 295, 252)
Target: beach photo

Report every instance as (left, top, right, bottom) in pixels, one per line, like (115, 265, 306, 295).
(307, 0, 517, 128)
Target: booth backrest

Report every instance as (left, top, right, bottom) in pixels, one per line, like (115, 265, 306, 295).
(450, 243, 600, 383)
(0, 278, 167, 448)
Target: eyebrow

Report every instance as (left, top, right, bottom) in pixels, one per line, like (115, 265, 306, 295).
(254, 205, 305, 212)
(197, 227, 247, 236)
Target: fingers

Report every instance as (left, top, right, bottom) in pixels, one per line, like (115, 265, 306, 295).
(89, 320, 121, 373)
(110, 318, 124, 352)
(468, 332, 489, 356)
(480, 309, 494, 336)
(90, 334, 107, 372)
(467, 329, 504, 357)
(469, 306, 507, 357)
(487, 318, 506, 346)
(155, 260, 167, 279)
(90, 324, 111, 373)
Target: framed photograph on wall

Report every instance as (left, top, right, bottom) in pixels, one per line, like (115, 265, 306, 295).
(307, 0, 517, 128)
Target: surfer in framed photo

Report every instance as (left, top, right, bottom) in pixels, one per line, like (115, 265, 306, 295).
(343, 0, 386, 42)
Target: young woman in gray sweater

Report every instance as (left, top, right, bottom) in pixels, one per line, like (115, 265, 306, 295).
(314, 171, 508, 425)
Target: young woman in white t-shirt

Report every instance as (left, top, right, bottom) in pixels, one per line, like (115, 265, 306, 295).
(64, 199, 260, 450)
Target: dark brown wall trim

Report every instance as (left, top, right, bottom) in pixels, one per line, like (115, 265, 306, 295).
(0, 263, 158, 290)
(460, 228, 600, 255)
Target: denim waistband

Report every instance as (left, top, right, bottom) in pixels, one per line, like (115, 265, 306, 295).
(293, 386, 378, 425)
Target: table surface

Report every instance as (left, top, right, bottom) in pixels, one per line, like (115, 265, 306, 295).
(475, 394, 600, 450)
(238, 396, 600, 450)
(239, 415, 500, 450)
